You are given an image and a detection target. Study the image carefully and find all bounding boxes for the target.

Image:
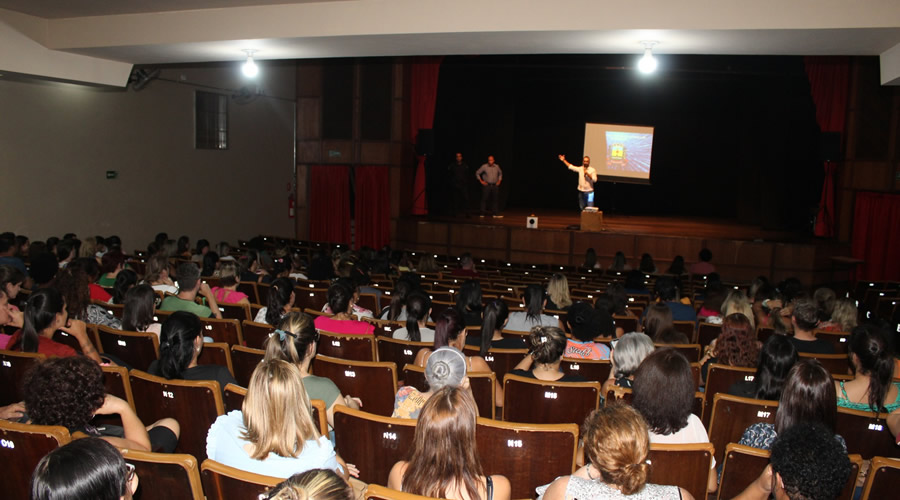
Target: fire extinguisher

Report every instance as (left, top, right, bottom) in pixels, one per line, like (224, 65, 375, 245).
(288, 193, 295, 218)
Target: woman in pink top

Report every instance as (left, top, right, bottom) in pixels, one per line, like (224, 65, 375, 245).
(313, 282, 374, 335)
(210, 262, 249, 305)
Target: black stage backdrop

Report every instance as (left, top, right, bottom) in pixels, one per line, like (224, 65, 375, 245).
(428, 54, 823, 232)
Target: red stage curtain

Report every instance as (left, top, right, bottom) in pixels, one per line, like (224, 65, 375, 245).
(851, 192, 900, 281)
(804, 57, 849, 238)
(354, 166, 390, 249)
(410, 57, 444, 215)
(309, 164, 351, 244)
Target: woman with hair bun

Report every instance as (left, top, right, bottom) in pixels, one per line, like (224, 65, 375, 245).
(509, 326, 586, 382)
(538, 404, 691, 500)
(393, 346, 470, 419)
(388, 386, 511, 500)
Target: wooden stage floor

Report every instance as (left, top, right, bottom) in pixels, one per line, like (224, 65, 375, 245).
(414, 209, 808, 243)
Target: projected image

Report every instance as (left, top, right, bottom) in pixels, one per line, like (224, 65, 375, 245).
(605, 131, 653, 173)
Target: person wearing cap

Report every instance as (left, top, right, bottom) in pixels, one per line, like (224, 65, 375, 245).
(563, 301, 613, 360)
(392, 346, 471, 419)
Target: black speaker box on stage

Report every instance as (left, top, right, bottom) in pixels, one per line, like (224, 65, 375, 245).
(415, 128, 435, 155)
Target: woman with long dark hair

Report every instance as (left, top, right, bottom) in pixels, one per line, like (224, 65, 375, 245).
(835, 325, 900, 413)
(7, 288, 102, 363)
(727, 334, 798, 400)
(505, 284, 558, 332)
(54, 264, 121, 329)
(313, 281, 374, 335)
(148, 311, 237, 394)
(110, 269, 138, 305)
(122, 284, 161, 337)
(31, 438, 139, 500)
(466, 300, 526, 356)
(388, 387, 511, 500)
(455, 279, 484, 326)
(393, 292, 433, 342)
(253, 277, 296, 325)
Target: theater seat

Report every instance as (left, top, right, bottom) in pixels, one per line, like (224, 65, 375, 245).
(119, 448, 204, 500)
(402, 363, 496, 419)
(364, 484, 441, 500)
(502, 373, 600, 425)
(862, 456, 900, 500)
(229, 345, 264, 387)
(317, 330, 376, 361)
(708, 393, 779, 467)
(200, 459, 281, 500)
(0, 420, 70, 500)
(0, 349, 46, 406)
(312, 355, 397, 417)
(333, 406, 417, 486)
(96, 325, 159, 372)
(647, 443, 714, 500)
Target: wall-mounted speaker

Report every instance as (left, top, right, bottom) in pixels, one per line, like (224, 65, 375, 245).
(526, 216, 539, 229)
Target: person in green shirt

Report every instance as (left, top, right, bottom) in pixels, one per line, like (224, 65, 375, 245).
(159, 262, 222, 319)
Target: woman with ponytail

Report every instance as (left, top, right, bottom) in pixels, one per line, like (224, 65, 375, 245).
(265, 312, 362, 428)
(392, 292, 433, 342)
(254, 277, 296, 325)
(835, 324, 900, 412)
(7, 288, 102, 363)
(538, 404, 691, 500)
(504, 284, 558, 332)
(466, 300, 526, 356)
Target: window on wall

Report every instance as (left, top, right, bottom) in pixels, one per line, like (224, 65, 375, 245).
(195, 91, 228, 149)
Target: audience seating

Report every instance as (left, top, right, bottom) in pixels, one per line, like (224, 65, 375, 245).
(197, 342, 234, 375)
(798, 352, 850, 375)
(690, 362, 701, 390)
(402, 363, 496, 419)
(815, 329, 851, 353)
(429, 299, 455, 319)
(92, 300, 125, 319)
(218, 302, 251, 322)
(200, 459, 281, 500)
(199, 317, 243, 346)
(756, 326, 775, 344)
(230, 345, 264, 387)
(295, 288, 329, 311)
(559, 358, 611, 382)
(463, 346, 528, 385)
(96, 325, 159, 372)
(716, 443, 769, 500)
(223, 383, 246, 414)
(129, 370, 225, 460)
(475, 417, 578, 500)
(356, 292, 380, 316)
(312, 355, 397, 417)
(235, 281, 259, 305)
(647, 443, 714, 500)
(376, 336, 430, 382)
(95, 364, 135, 428)
(707, 393, 779, 467)
(317, 330, 376, 361)
(502, 373, 600, 425)
(333, 406, 417, 485)
(240, 320, 272, 349)
(672, 320, 696, 340)
(862, 456, 900, 500)
(702, 363, 757, 425)
(119, 448, 204, 500)
(658, 343, 701, 363)
(696, 322, 722, 346)
(835, 407, 896, 460)
(0, 349, 46, 406)
(0, 420, 70, 500)
(52, 328, 90, 353)
(364, 485, 440, 500)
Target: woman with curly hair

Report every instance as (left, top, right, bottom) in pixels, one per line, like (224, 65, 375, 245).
(538, 404, 691, 500)
(510, 326, 587, 382)
(52, 264, 121, 329)
(24, 356, 179, 452)
(388, 386, 511, 500)
(699, 313, 760, 381)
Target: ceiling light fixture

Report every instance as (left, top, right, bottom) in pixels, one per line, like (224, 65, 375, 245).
(637, 41, 659, 74)
(241, 50, 259, 78)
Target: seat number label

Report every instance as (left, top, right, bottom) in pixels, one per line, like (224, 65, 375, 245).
(345, 370, 356, 377)
(544, 392, 558, 399)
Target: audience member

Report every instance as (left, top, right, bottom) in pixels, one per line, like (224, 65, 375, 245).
(393, 346, 469, 419)
(210, 262, 250, 305)
(159, 262, 222, 319)
(110, 269, 138, 304)
(720, 289, 756, 329)
(651, 276, 696, 322)
(467, 300, 526, 354)
(545, 273, 573, 311)
(143, 255, 178, 295)
(7, 288, 102, 363)
(638, 253, 658, 274)
(122, 284, 162, 337)
(608, 251, 632, 272)
(388, 386, 511, 500)
(564, 301, 612, 359)
(30, 438, 139, 500)
(583, 247, 601, 270)
(254, 277, 296, 325)
(666, 255, 686, 276)
(0, 264, 25, 308)
(836, 324, 900, 412)
(727, 334, 797, 400)
(313, 281, 374, 335)
(451, 252, 480, 278)
(642, 303, 674, 340)
(30, 251, 59, 287)
(538, 404, 692, 500)
(53, 264, 121, 328)
(261, 469, 353, 500)
(699, 312, 759, 380)
(602, 332, 654, 394)
(455, 279, 484, 326)
(510, 326, 587, 382)
(392, 292, 434, 342)
(98, 250, 127, 287)
(787, 298, 834, 354)
(380, 277, 414, 321)
(688, 248, 715, 275)
(505, 284, 558, 332)
(819, 297, 858, 332)
(265, 312, 361, 428)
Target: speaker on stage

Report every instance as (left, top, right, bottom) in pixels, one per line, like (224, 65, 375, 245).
(415, 128, 434, 155)
(526, 215, 539, 229)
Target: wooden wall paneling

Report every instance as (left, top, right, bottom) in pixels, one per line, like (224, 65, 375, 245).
(449, 224, 508, 251)
(295, 164, 310, 240)
(360, 142, 391, 164)
(572, 233, 636, 266)
(510, 228, 571, 256)
(414, 221, 450, 246)
(634, 235, 701, 263)
(321, 140, 354, 164)
(297, 98, 321, 140)
(297, 63, 323, 97)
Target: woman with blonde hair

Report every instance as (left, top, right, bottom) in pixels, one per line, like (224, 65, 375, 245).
(210, 262, 250, 305)
(262, 469, 353, 500)
(819, 297, 858, 332)
(388, 387, 511, 500)
(720, 290, 755, 330)
(266, 312, 362, 427)
(206, 359, 357, 479)
(546, 274, 572, 311)
(538, 404, 691, 499)
(144, 255, 177, 295)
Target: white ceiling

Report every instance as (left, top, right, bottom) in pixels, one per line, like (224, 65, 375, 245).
(1, 0, 900, 85)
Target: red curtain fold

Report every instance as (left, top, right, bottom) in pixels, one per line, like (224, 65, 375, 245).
(409, 57, 444, 215)
(851, 192, 900, 282)
(309, 164, 351, 244)
(804, 57, 849, 238)
(354, 166, 390, 249)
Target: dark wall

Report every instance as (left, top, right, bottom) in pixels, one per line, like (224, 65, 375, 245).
(430, 54, 823, 232)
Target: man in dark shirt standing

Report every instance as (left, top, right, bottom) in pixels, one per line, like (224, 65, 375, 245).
(447, 152, 470, 216)
(787, 298, 835, 354)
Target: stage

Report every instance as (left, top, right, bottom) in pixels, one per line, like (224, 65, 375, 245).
(393, 210, 852, 285)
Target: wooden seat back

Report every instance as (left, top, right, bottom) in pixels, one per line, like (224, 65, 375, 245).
(475, 418, 578, 500)
(235, 282, 260, 305)
(502, 373, 600, 425)
(333, 406, 417, 486)
(240, 320, 272, 349)
(197, 342, 234, 375)
(199, 317, 243, 346)
(120, 448, 204, 500)
(798, 352, 851, 376)
(376, 336, 430, 382)
(862, 456, 900, 500)
(96, 325, 160, 371)
(708, 393, 778, 467)
(647, 443, 714, 500)
(312, 355, 397, 416)
(0, 420, 70, 500)
(218, 302, 251, 322)
(613, 314, 639, 333)
(703, 363, 757, 425)
(401, 364, 496, 419)
(0, 349, 45, 406)
(696, 322, 722, 347)
(835, 407, 895, 459)
(559, 358, 611, 382)
(463, 346, 528, 384)
(95, 365, 135, 428)
(295, 288, 329, 312)
(317, 330, 376, 361)
(814, 329, 851, 353)
(129, 370, 224, 460)
(716, 443, 769, 500)
(357, 293, 380, 316)
(672, 320, 696, 340)
(230, 345, 264, 387)
(364, 484, 442, 500)
(657, 343, 701, 363)
(200, 459, 281, 500)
